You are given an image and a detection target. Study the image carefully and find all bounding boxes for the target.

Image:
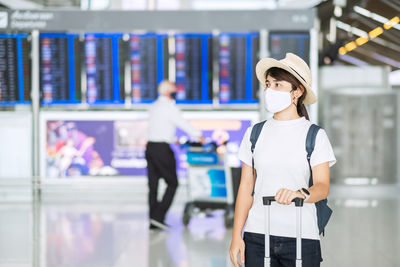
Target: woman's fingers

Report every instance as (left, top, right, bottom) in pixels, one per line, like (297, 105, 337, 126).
(230, 248, 240, 267)
(287, 190, 295, 204)
(284, 190, 292, 204)
(275, 188, 283, 203)
(229, 249, 236, 266)
(278, 189, 289, 204)
(230, 239, 245, 267)
(239, 244, 245, 264)
(275, 188, 284, 203)
(276, 189, 297, 205)
(287, 191, 296, 204)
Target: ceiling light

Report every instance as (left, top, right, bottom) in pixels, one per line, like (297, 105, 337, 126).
(334, 5, 342, 17)
(384, 16, 400, 30)
(345, 41, 357, 51)
(338, 47, 347, 55)
(339, 54, 368, 66)
(368, 27, 383, 39)
(355, 36, 368, 46)
(336, 21, 368, 37)
(354, 5, 400, 30)
(372, 52, 400, 68)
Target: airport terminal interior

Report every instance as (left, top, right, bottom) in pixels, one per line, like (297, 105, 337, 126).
(0, 0, 400, 266)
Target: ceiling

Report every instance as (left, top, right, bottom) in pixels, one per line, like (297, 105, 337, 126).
(318, 0, 400, 70)
(1, 0, 399, 70)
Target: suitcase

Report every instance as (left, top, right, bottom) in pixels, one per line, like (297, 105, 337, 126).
(262, 196, 304, 267)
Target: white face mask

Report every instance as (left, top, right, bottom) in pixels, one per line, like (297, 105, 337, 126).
(264, 88, 293, 113)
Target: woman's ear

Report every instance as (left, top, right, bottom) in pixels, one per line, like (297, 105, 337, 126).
(295, 85, 305, 98)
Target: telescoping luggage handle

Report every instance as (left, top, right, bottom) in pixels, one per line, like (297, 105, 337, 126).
(262, 197, 304, 267)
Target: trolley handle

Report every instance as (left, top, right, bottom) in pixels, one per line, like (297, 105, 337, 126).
(263, 196, 304, 207)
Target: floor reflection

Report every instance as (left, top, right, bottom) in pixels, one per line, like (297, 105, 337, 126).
(46, 212, 116, 266)
(0, 185, 399, 267)
(0, 204, 32, 267)
(42, 204, 231, 267)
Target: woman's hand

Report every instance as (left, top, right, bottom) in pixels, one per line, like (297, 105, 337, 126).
(229, 236, 245, 267)
(275, 188, 305, 205)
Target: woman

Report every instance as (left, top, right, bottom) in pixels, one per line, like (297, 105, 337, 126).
(229, 53, 336, 267)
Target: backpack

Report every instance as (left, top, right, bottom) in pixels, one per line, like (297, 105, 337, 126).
(249, 120, 332, 236)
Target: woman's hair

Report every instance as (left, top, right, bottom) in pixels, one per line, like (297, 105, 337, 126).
(265, 67, 309, 120)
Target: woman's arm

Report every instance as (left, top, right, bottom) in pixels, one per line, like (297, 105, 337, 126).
(305, 161, 330, 203)
(232, 162, 255, 237)
(275, 161, 330, 204)
(229, 162, 256, 266)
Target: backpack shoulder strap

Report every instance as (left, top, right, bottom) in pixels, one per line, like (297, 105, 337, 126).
(249, 120, 267, 196)
(306, 124, 321, 187)
(306, 124, 333, 236)
(250, 120, 267, 153)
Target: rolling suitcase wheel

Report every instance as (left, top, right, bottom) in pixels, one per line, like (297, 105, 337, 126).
(262, 196, 304, 267)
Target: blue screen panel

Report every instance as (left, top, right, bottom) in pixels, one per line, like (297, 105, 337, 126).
(85, 33, 124, 105)
(0, 33, 30, 105)
(219, 32, 259, 104)
(269, 32, 310, 64)
(130, 33, 168, 104)
(175, 33, 212, 104)
(40, 33, 81, 105)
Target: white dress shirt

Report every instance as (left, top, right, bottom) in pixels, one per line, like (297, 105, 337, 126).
(147, 95, 201, 143)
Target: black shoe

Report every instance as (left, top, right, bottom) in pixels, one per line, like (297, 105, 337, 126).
(149, 224, 159, 230)
(150, 219, 170, 231)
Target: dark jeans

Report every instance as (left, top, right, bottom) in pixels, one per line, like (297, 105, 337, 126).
(145, 142, 178, 223)
(243, 232, 322, 267)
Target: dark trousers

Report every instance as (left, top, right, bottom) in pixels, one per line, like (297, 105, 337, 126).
(145, 142, 178, 223)
(243, 232, 322, 267)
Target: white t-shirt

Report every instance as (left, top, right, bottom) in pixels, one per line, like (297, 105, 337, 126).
(238, 116, 336, 240)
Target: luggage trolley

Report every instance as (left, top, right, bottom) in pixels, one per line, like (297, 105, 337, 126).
(182, 141, 235, 227)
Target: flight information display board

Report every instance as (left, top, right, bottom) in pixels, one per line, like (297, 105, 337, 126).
(0, 33, 31, 105)
(85, 33, 125, 105)
(40, 33, 81, 105)
(175, 33, 212, 104)
(269, 32, 310, 64)
(219, 32, 259, 104)
(130, 33, 168, 103)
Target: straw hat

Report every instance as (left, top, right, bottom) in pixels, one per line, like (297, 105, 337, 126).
(255, 53, 317, 105)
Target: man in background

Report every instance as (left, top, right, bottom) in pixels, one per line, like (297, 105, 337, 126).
(146, 80, 205, 230)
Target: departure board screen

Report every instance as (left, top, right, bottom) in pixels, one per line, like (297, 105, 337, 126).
(85, 33, 124, 104)
(175, 33, 212, 104)
(219, 33, 259, 104)
(21, 37, 31, 102)
(0, 33, 30, 104)
(0, 37, 18, 102)
(218, 33, 259, 103)
(269, 32, 310, 64)
(130, 33, 168, 103)
(40, 33, 81, 105)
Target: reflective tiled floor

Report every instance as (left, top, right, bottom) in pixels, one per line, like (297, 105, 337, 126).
(0, 184, 399, 267)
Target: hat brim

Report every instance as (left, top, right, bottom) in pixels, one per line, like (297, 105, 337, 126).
(255, 58, 317, 105)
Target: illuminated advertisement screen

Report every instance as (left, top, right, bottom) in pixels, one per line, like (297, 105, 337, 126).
(44, 114, 253, 178)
